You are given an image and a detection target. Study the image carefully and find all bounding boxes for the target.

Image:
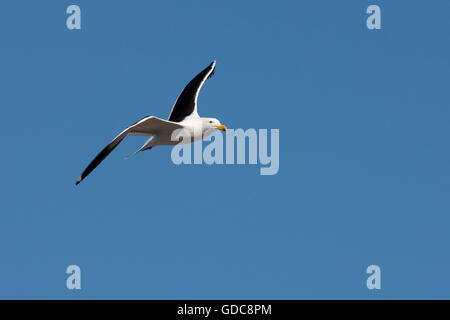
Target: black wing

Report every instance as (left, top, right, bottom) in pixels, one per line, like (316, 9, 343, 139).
(168, 61, 216, 122)
(75, 129, 128, 185)
(75, 116, 182, 185)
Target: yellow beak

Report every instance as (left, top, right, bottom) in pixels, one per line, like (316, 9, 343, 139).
(216, 124, 227, 131)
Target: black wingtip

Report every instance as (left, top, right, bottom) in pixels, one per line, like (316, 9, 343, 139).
(75, 178, 81, 186)
(208, 61, 216, 79)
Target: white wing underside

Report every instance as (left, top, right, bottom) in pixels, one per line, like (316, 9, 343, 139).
(128, 116, 183, 136)
(125, 116, 185, 158)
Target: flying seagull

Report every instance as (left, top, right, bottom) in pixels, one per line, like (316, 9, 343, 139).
(75, 61, 226, 185)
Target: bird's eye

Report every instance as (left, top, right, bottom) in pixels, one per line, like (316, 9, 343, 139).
(209, 121, 213, 123)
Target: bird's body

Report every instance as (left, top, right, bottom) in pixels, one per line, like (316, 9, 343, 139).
(75, 61, 226, 185)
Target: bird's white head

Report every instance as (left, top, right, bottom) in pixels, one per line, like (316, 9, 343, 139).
(203, 117, 227, 132)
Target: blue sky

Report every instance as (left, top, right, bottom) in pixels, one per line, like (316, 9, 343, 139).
(0, 0, 449, 299)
